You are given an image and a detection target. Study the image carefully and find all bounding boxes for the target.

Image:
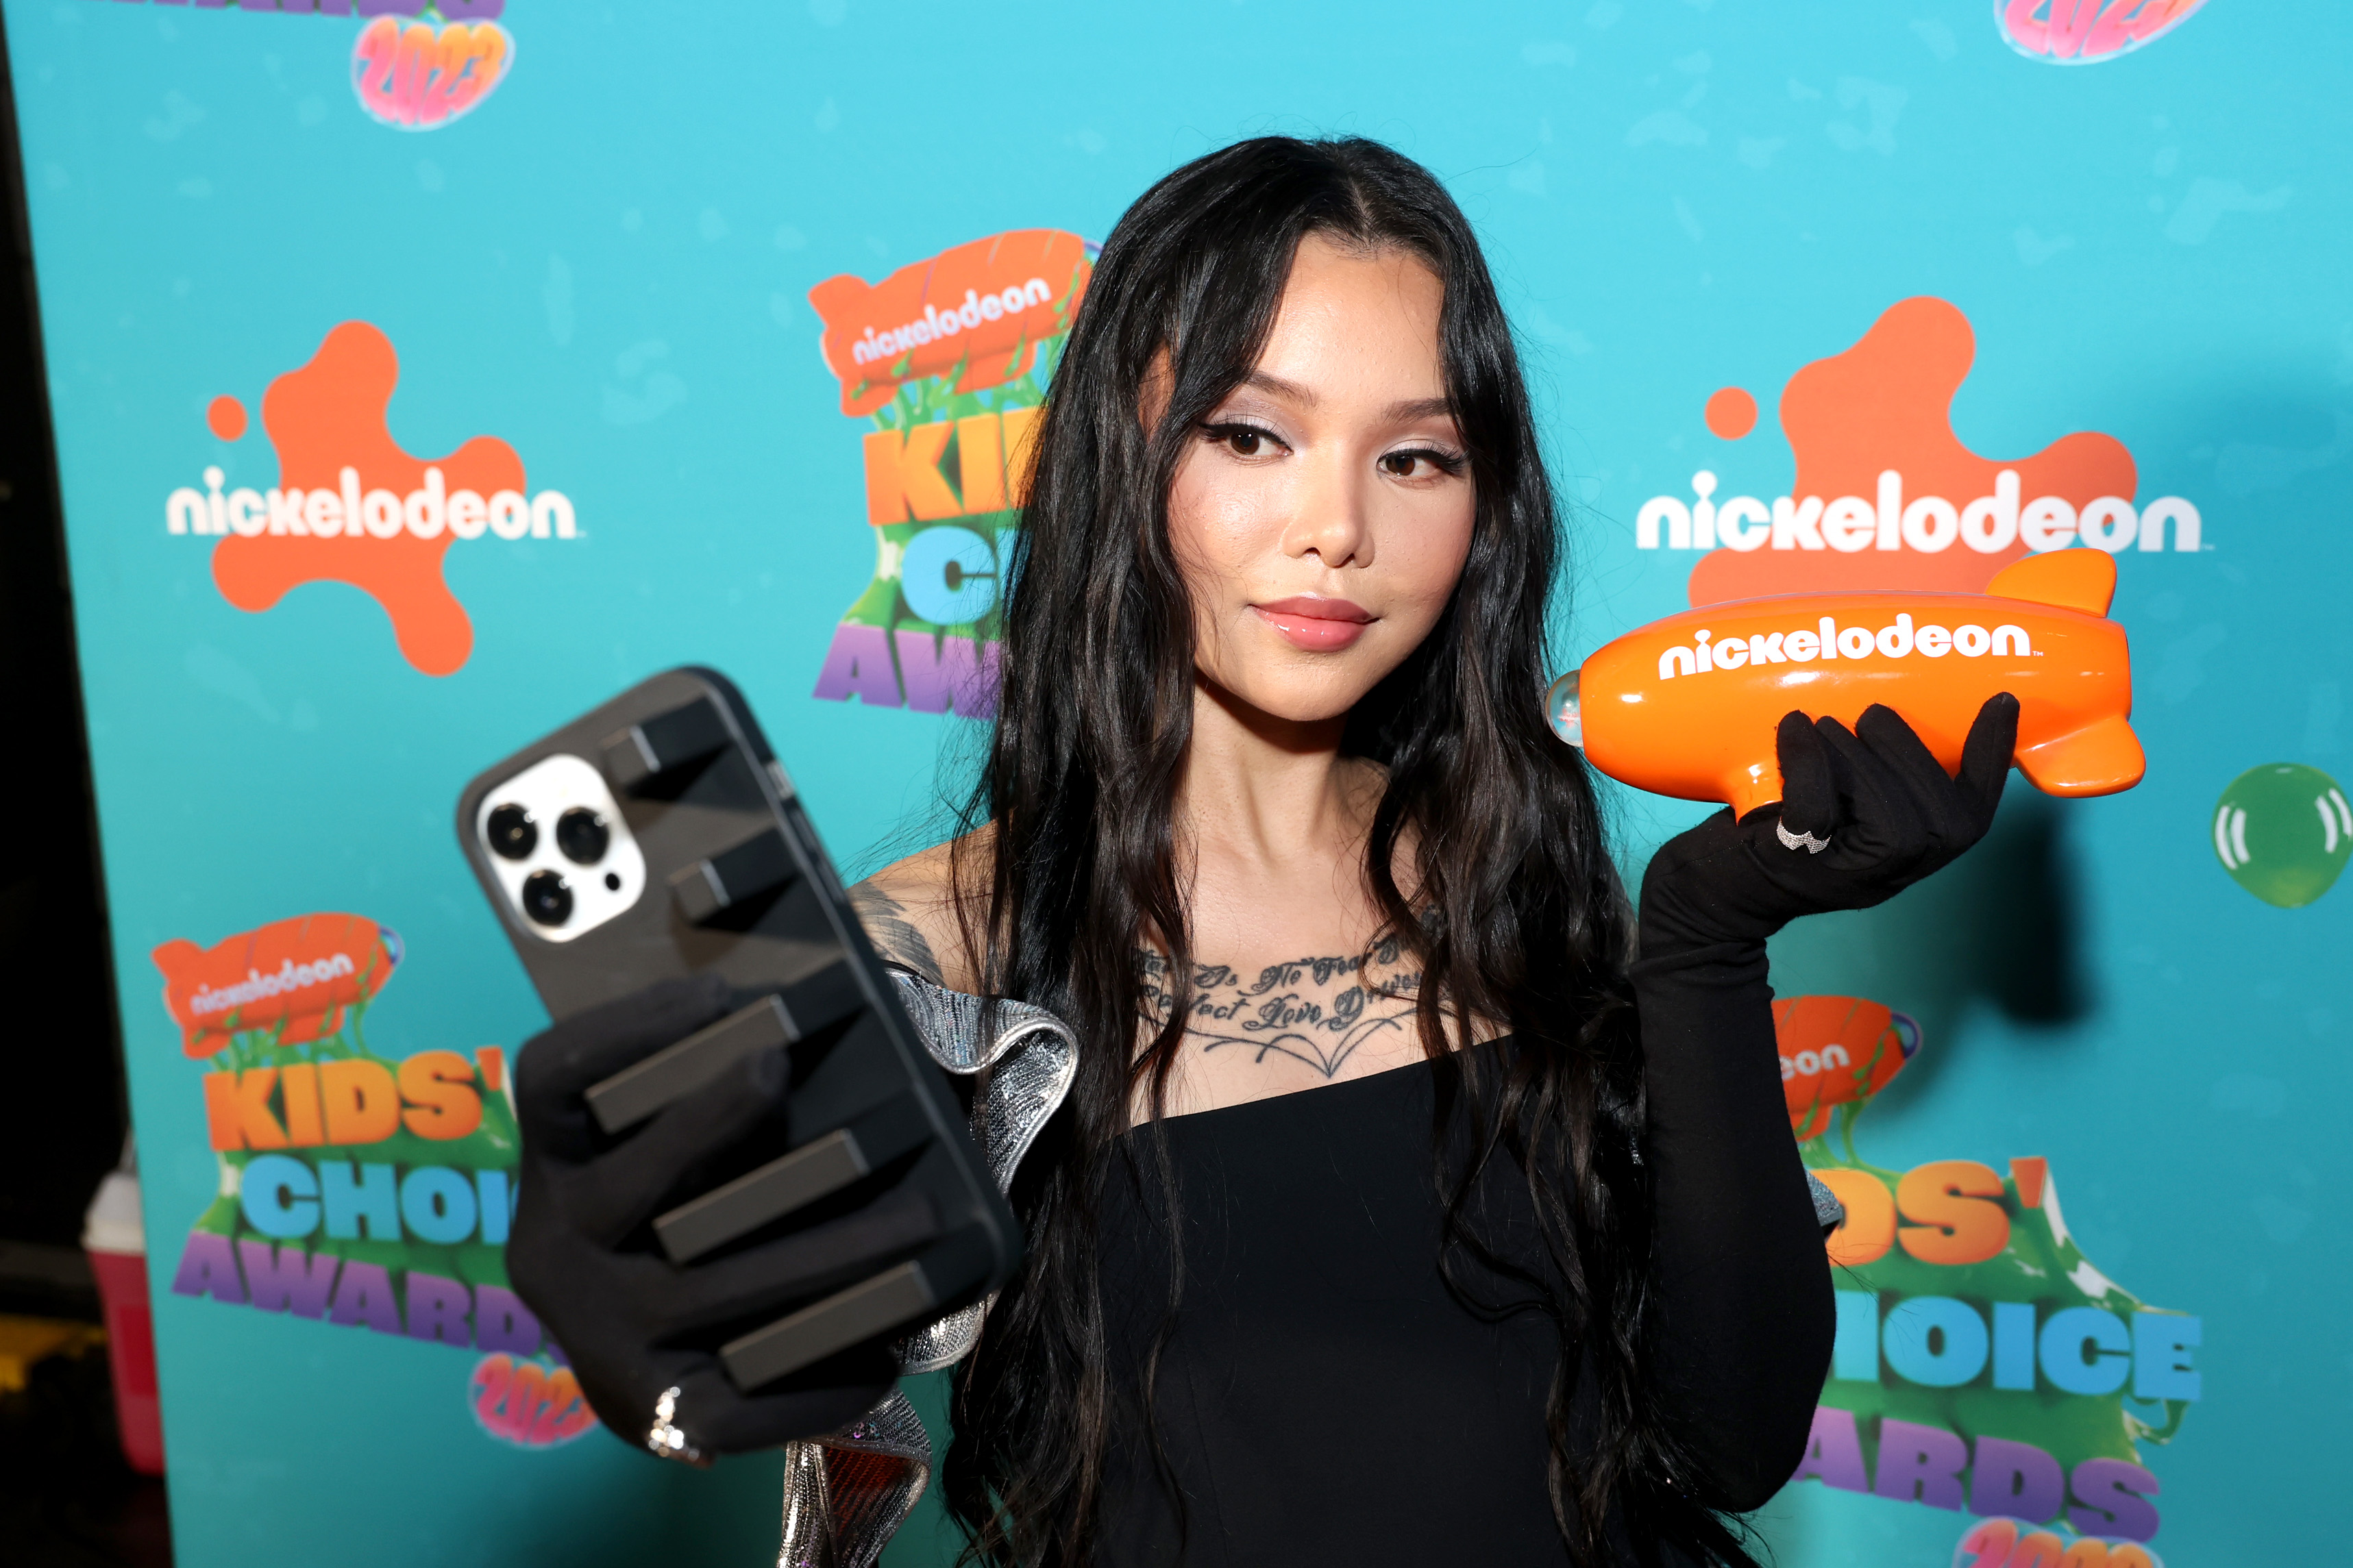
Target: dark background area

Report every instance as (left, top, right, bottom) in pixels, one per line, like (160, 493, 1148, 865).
(0, 15, 172, 1566)
(0, 26, 123, 1262)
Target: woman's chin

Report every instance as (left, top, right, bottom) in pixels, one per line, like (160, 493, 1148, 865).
(1197, 667, 1381, 731)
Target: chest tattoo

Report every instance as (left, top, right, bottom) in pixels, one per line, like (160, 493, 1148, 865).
(1135, 937, 1423, 1079)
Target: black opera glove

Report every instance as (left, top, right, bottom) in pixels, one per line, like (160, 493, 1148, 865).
(1638, 695, 2020, 954)
(506, 975, 939, 1460)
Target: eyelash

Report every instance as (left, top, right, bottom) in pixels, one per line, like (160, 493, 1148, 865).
(1383, 445, 1468, 478)
(1196, 421, 1467, 477)
(1198, 421, 1286, 458)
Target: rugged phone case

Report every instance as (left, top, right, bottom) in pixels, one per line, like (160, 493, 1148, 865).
(456, 667, 1020, 1393)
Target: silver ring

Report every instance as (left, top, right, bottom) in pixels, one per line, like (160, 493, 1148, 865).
(646, 1384, 709, 1467)
(1776, 820, 1832, 855)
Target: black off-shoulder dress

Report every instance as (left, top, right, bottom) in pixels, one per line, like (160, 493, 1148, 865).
(1091, 938, 1836, 1565)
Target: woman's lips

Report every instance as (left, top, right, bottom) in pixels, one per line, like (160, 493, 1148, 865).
(1251, 596, 1375, 652)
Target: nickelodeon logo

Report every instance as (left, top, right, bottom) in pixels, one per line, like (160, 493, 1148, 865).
(1782, 1041, 1852, 1084)
(849, 279, 1057, 369)
(174, 321, 572, 677)
(168, 464, 573, 543)
(808, 226, 1094, 719)
(1668, 297, 2206, 608)
(153, 911, 400, 1058)
(1640, 469, 2200, 558)
(811, 228, 1091, 416)
(1657, 614, 2034, 680)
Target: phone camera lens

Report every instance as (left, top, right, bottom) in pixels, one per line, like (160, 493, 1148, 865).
(556, 807, 610, 865)
(487, 804, 537, 860)
(521, 869, 573, 927)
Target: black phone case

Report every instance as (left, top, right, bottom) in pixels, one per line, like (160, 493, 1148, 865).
(456, 667, 1020, 1391)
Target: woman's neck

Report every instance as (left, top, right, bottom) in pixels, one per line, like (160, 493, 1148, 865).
(1176, 675, 1382, 956)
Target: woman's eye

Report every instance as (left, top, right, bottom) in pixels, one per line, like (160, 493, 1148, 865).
(1381, 448, 1463, 480)
(1201, 422, 1283, 459)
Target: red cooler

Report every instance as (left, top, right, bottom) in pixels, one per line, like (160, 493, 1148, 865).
(82, 1164, 163, 1476)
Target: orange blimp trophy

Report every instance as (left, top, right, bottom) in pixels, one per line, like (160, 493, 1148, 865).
(1547, 550, 2144, 815)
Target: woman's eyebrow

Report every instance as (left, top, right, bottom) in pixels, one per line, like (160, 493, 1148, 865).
(1231, 373, 1454, 427)
(1236, 369, 1316, 406)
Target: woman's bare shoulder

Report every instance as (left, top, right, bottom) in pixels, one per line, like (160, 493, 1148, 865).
(849, 826, 993, 992)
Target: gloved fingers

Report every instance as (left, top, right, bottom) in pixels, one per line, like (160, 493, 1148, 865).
(1811, 716, 1927, 869)
(521, 1179, 936, 1443)
(1853, 704, 1972, 851)
(1774, 711, 1840, 840)
(669, 1357, 900, 1454)
(650, 1186, 943, 1332)
(1853, 702, 1947, 788)
(570, 1043, 793, 1245)
(1956, 693, 2021, 834)
(515, 975, 737, 1128)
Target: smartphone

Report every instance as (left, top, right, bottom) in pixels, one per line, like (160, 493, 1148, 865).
(456, 667, 1020, 1392)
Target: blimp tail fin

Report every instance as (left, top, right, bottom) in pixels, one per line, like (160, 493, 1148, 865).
(2016, 712, 2145, 797)
(1987, 548, 2116, 617)
(150, 937, 205, 986)
(805, 273, 872, 322)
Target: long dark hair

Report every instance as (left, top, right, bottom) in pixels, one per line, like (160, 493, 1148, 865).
(940, 136, 1741, 1567)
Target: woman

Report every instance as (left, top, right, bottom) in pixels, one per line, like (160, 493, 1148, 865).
(510, 136, 2017, 1567)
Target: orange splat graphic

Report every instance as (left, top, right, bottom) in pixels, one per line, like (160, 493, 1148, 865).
(211, 322, 523, 677)
(1703, 386, 1756, 440)
(1686, 297, 2136, 606)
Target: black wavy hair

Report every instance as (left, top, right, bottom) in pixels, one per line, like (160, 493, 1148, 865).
(939, 134, 1748, 1568)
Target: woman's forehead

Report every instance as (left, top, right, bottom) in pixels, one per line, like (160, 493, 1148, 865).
(1242, 241, 1449, 411)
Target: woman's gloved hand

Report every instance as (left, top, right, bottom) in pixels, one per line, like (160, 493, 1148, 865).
(1638, 695, 2020, 955)
(507, 975, 940, 1460)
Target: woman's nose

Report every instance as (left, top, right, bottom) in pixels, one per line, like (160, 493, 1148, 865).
(1279, 449, 1372, 569)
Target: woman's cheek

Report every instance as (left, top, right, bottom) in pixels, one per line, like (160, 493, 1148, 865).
(1218, 462, 1300, 549)
(1390, 495, 1477, 610)
(1171, 471, 1280, 583)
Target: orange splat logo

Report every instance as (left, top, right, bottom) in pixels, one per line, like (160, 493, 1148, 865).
(1775, 995, 1919, 1141)
(151, 912, 402, 1060)
(1642, 297, 2202, 608)
(172, 321, 578, 677)
(809, 229, 1092, 417)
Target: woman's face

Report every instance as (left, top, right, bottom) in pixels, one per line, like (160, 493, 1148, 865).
(1166, 236, 1476, 727)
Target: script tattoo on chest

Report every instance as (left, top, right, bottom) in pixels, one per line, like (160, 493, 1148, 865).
(1135, 936, 1423, 1078)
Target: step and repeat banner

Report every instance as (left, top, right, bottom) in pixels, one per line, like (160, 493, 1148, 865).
(8, 3, 2341, 1565)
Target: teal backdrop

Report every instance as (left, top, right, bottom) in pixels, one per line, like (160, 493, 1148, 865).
(5, 2, 2345, 1564)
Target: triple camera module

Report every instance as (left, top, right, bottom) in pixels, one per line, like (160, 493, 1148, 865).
(474, 754, 647, 943)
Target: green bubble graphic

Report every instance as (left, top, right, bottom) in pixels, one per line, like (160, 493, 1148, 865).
(2212, 762, 2352, 908)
